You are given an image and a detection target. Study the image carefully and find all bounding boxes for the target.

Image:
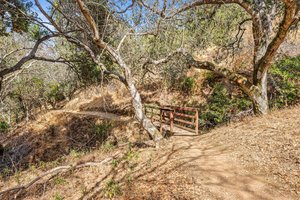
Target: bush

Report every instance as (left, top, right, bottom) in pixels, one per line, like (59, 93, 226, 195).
(199, 83, 231, 128)
(269, 56, 300, 108)
(46, 84, 65, 108)
(91, 121, 112, 142)
(0, 121, 9, 133)
(198, 56, 299, 129)
(181, 76, 197, 94)
(105, 179, 122, 198)
(199, 82, 252, 129)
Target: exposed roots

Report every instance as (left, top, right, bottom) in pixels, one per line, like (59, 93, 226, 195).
(0, 152, 120, 199)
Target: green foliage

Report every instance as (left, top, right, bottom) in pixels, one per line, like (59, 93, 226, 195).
(8, 76, 46, 116)
(0, 121, 9, 133)
(111, 159, 119, 169)
(69, 149, 83, 159)
(269, 56, 300, 108)
(0, 167, 12, 178)
(181, 77, 197, 94)
(53, 193, 64, 200)
(0, 0, 33, 35)
(124, 147, 138, 163)
(3, 73, 76, 122)
(184, 4, 248, 48)
(46, 83, 65, 107)
(200, 83, 231, 127)
(63, 49, 104, 85)
(198, 56, 299, 129)
(91, 121, 112, 142)
(53, 176, 67, 185)
(199, 83, 251, 129)
(29, 24, 48, 39)
(104, 179, 122, 199)
(102, 141, 116, 152)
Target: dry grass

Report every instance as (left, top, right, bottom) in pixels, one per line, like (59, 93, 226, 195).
(0, 80, 299, 199)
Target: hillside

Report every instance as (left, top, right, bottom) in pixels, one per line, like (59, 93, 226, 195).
(1, 1, 300, 199)
(0, 95, 299, 199)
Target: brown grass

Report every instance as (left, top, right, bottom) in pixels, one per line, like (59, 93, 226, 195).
(0, 80, 299, 199)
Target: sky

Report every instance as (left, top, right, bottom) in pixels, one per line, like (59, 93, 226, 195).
(29, 0, 50, 22)
(29, 0, 54, 30)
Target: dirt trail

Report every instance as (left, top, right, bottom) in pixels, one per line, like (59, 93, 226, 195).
(36, 107, 299, 199)
(53, 110, 130, 121)
(146, 107, 300, 200)
(155, 136, 295, 200)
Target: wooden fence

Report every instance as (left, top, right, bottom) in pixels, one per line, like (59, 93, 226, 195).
(144, 104, 199, 134)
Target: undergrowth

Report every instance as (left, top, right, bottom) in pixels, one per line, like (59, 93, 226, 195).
(105, 179, 122, 198)
(269, 56, 300, 108)
(91, 120, 112, 142)
(0, 121, 9, 133)
(194, 56, 300, 129)
(181, 76, 197, 94)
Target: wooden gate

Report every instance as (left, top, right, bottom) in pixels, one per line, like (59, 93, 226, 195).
(144, 105, 199, 134)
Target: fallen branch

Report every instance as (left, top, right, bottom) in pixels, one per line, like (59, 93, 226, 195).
(0, 152, 120, 197)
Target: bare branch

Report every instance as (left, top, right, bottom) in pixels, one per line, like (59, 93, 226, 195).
(254, 0, 299, 83)
(0, 154, 119, 197)
(0, 48, 32, 65)
(109, 0, 136, 14)
(0, 34, 61, 78)
(117, 33, 129, 52)
(142, 48, 187, 67)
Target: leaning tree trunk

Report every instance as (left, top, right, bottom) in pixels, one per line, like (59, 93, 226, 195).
(126, 77, 163, 142)
(74, 0, 163, 142)
(119, 59, 163, 142)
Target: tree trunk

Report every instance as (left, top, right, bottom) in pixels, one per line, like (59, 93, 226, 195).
(252, 94, 269, 115)
(74, 0, 163, 142)
(124, 70, 163, 142)
(252, 72, 269, 115)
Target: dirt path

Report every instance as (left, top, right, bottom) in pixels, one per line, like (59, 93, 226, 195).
(52, 108, 299, 199)
(154, 135, 295, 200)
(146, 107, 300, 200)
(54, 110, 130, 121)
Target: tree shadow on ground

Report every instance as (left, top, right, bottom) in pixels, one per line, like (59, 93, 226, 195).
(78, 136, 285, 200)
(0, 113, 139, 179)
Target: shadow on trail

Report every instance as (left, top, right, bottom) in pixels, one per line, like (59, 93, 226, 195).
(79, 136, 282, 200)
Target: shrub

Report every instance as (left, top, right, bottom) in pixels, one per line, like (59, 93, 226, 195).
(46, 84, 65, 108)
(91, 121, 112, 142)
(199, 83, 231, 128)
(0, 121, 9, 133)
(104, 179, 122, 198)
(199, 82, 251, 129)
(197, 56, 300, 129)
(53, 193, 64, 200)
(269, 56, 300, 108)
(181, 76, 197, 94)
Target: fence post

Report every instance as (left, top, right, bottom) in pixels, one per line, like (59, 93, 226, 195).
(170, 110, 174, 133)
(195, 110, 199, 134)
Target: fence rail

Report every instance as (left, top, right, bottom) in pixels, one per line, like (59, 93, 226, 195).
(144, 104, 199, 134)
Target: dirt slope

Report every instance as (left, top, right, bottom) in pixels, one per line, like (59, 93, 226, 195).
(121, 105, 300, 200)
(0, 106, 299, 199)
